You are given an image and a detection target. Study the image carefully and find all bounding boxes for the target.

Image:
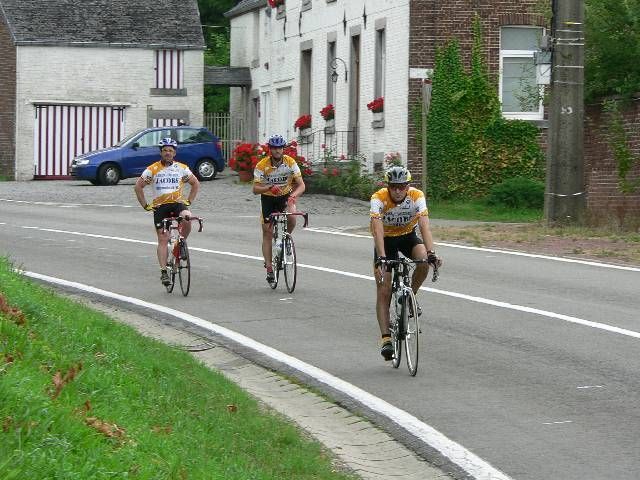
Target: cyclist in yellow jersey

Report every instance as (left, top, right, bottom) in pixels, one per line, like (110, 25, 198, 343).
(253, 134, 305, 283)
(134, 137, 200, 286)
(370, 166, 442, 361)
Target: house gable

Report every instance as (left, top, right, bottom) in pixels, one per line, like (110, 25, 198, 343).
(0, 0, 205, 49)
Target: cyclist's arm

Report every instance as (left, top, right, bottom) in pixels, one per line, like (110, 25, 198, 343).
(371, 217, 386, 258)
(288, 175, 305, 201)
(417, 215, 435, 253)
(186, 174, 200, 204)
(252, 182, 272, 195)
(134, 177, 149, 209)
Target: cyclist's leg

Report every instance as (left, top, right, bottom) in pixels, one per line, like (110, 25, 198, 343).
(285, 194, 297, 233)
(261, 221, 274, 267)
(406, 233, 428, 293)
(153, 206, 172, 270)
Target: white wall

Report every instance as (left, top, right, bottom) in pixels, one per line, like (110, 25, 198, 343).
(15, 45, 203, 180)
(229, 0, 410, 171)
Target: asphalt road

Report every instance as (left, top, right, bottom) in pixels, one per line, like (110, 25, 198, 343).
(1, 175, 639, 480)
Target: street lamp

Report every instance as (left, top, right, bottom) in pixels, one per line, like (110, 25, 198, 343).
(330, 57, 348, 83)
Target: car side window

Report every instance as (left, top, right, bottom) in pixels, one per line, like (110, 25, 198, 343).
(177, 128, 214, 144)
(136, 130, 172, 147)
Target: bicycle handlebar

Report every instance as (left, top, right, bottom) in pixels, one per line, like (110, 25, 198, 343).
(161, 215, 204, 233)
(268, 211, 309, 228)
(377, 257, 440, 283)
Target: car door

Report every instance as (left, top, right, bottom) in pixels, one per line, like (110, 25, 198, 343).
(123, 129, 172, 176)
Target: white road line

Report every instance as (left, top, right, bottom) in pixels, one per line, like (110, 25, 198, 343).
(577, 385, 604, 389)
(0, 198, 134, 208)
(21, 269, 512, 480)
(542, 421, 573, 425)
(306, 227, 640, 272)
(11, 224, 640, 340)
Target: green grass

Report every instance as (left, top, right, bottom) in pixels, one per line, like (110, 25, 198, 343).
(0, 258, 355, 480)
(428, 198, 543, 223)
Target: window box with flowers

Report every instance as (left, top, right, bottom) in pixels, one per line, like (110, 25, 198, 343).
(228, 143, 262, 182)
(268, 0, 286, 19)
(320, 104, 335, 134)
(294, 114, 313, 143)
(367, 96, 384, 128)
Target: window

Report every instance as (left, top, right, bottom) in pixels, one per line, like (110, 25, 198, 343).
(154, 49, 184, 90)
(177, 128, 213, 144)
(301, 0, 312, 11)
(136, 129, 172, 148)
(327, 41, 336, 105)
(500, 26, 544, 120)
(374, 28, 386, 100)
(300, 49, 313, 117)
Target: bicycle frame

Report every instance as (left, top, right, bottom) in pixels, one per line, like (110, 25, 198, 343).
(268, 211, 309, 293)
(160, 215, 204, 296)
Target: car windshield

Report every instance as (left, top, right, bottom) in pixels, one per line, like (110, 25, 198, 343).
(115, 129, 146, 147)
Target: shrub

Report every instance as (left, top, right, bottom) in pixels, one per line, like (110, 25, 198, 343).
(486, 177, 545, 209)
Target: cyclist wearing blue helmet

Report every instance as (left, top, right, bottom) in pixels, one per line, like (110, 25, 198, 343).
(134, 136, 200, 286)
(370, 165, 441, 361)
(253, 134, 306, 283)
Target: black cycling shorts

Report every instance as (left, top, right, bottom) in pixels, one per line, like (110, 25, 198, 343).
(260, 194, 290, 224)
(153, 203, 189, 229)
(373, 230, 423, 271)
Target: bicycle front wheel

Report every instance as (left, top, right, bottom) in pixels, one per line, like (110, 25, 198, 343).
(404, 289, 419, 376)
(390, 291, 402, 369)
(270, 238, 280, 289)
(165, 248, 176, 293)
(283, 234, 297, 293)
(177, 240, 191, 296)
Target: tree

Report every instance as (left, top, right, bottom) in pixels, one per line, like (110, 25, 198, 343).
(198, 0, 236, 112)
(585, 0, 640, 101)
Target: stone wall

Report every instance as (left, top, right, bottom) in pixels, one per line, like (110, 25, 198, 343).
(0, 16, 16, 179)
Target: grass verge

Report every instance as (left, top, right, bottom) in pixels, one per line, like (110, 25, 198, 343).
(0, 258, 355, 480)
(428, 199, 543, 223)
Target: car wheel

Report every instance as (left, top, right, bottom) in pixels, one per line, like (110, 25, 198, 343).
(195, 159, 216, 181)
(98, 164, 121, 185)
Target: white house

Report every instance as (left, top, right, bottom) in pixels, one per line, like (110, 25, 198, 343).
(0, 0, 205, 180)
(225, 0, 410, 172)
(225, 0, 548, 181)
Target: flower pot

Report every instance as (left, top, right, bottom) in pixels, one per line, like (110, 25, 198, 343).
(324, 118, 335, 134)
(373, 111, 383, 122)
(237, 170, 253, 182)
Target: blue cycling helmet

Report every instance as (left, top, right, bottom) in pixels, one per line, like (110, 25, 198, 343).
(158, 137, 178, 150)
(267, 134, 287, 148)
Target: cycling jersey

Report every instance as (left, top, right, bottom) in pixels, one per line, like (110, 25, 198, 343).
(141, 161, 193, 207)
(253, 154, 301, 196)
(370, 187, 429, 237)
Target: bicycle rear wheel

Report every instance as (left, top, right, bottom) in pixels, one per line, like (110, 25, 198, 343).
(177, 240, 191, 296)
(283, 234, 297, 293)
(404, 290, 419, 376)
(390, 291, 402, 369)
(270, 238, 280, 289)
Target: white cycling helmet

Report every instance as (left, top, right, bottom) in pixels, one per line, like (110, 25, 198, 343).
(384, 166, 412, 184)
(158, 137, 178, 150)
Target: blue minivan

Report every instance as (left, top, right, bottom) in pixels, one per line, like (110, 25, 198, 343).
(70, 126, 225, 185)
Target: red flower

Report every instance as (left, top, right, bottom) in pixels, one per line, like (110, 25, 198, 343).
(294, 114, 312, 130)
(331, 168, 339, 176)
(229, 143, 262, 173)
(267, 0, 284, 7)
(367, 97, 384, 113)
(320, 104, 335, 120)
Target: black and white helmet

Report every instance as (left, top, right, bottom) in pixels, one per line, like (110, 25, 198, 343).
(384, 166, 412, 184)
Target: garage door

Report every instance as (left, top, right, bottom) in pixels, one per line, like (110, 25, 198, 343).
(34, 104, 126, 179)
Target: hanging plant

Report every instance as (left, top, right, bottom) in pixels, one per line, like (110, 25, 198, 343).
(367, 97, 384, 113)
(267, 0, 285, 8)
(320, 104, 335, 121)
(294, 114, 312, 130)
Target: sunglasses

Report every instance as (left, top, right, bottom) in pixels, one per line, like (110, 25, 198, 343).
(388, 184, 408, 190)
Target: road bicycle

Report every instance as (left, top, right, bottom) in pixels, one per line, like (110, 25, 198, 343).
(381, 257, 439, 376)
(268, 211, 309, 293)
(161, 215, 203, 296)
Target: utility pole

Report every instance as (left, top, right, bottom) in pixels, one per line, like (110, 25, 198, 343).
(421, 78, 432, 194)
(545, 0, 586, 224)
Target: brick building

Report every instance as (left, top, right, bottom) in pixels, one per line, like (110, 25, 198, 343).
(0, 0, 205, 181)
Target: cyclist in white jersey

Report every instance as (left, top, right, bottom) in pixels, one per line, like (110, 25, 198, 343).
(134, 137, 200, 286)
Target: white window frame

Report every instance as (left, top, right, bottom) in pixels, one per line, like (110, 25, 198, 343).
(499, 26, 544, 121)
